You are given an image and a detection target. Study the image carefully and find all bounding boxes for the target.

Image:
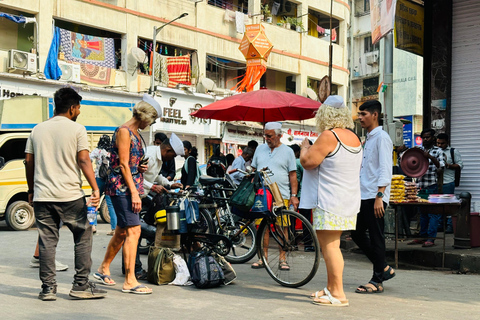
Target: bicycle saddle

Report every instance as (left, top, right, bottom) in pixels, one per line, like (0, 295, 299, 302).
(199, 176, 225, 186)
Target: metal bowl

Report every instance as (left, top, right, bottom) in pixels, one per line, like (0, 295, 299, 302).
(400, 148, 429, 178)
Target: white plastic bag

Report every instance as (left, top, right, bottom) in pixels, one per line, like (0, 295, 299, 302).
(169, 254, 193, 286)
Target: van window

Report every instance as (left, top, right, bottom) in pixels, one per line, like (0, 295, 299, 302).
(0, 138, 27, 163)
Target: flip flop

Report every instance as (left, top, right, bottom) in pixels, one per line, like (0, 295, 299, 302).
(251, 260, 265, 269)
(310, 290, 325, 299)
(93, 272, 116, 286)
(312, 288, 349, 307)
(355, 281, 384, 294)
(121, 284, 152, 294)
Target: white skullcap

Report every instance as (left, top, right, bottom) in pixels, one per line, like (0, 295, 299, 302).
(142, 93, 162, 117)
(169, 132, 184, 156)
(323, 95, 345, 109)
(265, 122, 282, 130)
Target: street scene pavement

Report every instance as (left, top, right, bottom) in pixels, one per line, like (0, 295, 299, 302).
(1, 221, 479, 320)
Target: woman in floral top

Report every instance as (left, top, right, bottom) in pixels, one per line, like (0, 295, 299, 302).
(95, 94, 161, 295)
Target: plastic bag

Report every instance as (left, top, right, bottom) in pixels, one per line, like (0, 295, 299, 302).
(169, 254, 193, 286)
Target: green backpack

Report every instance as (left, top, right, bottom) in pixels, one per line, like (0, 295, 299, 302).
(147, 246, 175, 285)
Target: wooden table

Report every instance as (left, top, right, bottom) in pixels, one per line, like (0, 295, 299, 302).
(389, 201, 462, 269)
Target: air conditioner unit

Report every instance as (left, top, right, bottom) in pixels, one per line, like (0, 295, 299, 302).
(58, 61, 81, 83)
(365, 52, 379, 66)
(9, 49, 36, 73)
(279, 0, 295, 16)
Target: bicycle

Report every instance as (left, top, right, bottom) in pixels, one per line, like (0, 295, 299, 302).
(166, 189, 233, 257)
(197, 174, 258, 264)
(233, 168, 320, 288)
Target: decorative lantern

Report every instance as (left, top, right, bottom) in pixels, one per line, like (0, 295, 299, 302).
(233, 24, 273, 92)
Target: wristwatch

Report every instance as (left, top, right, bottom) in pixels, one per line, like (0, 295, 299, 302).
(376, 192, 384, 198)
(290, 194, 297, 198)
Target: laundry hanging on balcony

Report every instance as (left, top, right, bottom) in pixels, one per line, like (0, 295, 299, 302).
(59, 28, 115, 68)
(233, 24, 273, 92)
(0, 12, 36, 24)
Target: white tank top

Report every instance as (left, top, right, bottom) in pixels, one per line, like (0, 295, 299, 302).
(299, 166, 319, 209)
(317, 131, 363, 218)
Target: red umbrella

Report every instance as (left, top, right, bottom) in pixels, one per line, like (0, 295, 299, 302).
(190, 88, 321, 122)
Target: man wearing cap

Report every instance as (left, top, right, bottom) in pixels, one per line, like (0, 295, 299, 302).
(351, 99, 394, 294)
(122, 133, 184, 280)
(250, 122, 298, 270)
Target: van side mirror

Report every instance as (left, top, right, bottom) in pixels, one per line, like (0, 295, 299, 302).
(0, 157, 4, 169)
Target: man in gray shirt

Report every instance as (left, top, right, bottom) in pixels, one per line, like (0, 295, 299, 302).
(437, 133, 463, 233)
(250, 122, 298, 270)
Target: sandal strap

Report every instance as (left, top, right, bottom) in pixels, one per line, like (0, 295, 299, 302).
(323, 288, 341, 304)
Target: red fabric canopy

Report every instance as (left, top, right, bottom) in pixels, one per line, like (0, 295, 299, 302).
(191, 88, 321, 122)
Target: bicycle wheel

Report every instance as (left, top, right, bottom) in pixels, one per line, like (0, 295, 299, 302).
(224, 220, 257, 264)
(257, 209, 320, 288)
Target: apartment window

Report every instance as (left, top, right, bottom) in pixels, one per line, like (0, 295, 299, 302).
(364, 0, 370, 12)
(355, 0, 370, 16)
(363, 77, 379, 97)
(208, 0, 248, 14)
(364, 36, 379, 53)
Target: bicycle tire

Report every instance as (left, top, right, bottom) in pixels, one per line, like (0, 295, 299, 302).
(256, 209, 320, 288)
(224, 220, 257, 264)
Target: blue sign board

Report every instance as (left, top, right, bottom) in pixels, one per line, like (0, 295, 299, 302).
(399, 115, 413, 147)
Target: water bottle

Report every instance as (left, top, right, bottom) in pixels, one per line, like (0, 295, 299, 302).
(87, 206, 97, 225)
(289, 204, 295, 212)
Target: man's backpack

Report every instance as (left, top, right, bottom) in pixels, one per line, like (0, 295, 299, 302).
(98, 155, 110, 180)
(147, 246, 175, 285)
(450, 148, 462, 187)
(188, 250, 224, 289)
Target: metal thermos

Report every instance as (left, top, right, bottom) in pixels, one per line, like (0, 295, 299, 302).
(166, 205, 181, 230)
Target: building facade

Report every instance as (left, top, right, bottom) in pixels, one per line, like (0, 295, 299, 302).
(0, 0, 350, 162)
(348, 0, 423, 145)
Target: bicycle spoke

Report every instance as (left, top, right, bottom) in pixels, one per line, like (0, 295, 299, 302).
(258, 210, 320, 288)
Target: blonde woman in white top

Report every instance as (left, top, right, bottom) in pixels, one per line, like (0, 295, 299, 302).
(300, 96, 363, 307)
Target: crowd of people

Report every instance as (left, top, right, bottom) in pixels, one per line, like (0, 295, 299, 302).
(25, 88, 462, 305)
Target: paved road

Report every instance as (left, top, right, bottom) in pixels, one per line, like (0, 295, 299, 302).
(1, 221, 479, 320)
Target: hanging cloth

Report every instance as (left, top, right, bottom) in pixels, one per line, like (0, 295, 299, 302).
(235, 11, 245, 33)
(44, 27, 62, 80)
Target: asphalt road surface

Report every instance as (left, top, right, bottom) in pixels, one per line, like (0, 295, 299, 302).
(0, 222, 479, 320)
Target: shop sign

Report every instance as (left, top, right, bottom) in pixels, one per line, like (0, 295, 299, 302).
(153, 93, 219, 137)
(223, 125, 263, 145)
(284, 126, 319, 144)
(395, 0, 424, 56)
(398, 115, 413, 147)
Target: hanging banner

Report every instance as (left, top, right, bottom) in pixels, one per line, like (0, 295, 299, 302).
(370, 0, 398, 44)
(394, 0, 424, 56)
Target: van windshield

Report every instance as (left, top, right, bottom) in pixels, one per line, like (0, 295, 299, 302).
(0, 138, 27, 164)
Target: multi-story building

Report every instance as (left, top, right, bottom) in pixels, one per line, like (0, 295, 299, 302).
(348, 0, 423, 146)
(0, 0, 351, 160)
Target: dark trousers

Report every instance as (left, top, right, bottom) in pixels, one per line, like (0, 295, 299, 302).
(34, 198, 92, 287)
(351, 199, 387, 284)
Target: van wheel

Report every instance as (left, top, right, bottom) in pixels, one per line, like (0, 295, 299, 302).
(99, 199, 111, 224)
(6, 201, 35, 231)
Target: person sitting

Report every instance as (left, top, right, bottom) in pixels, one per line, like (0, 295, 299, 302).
(229, 148, 254, 185)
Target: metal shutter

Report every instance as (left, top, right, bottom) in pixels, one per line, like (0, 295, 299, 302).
(451, 0, 480, 206)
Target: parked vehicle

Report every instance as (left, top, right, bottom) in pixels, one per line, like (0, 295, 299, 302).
(0, 95, 132, 230)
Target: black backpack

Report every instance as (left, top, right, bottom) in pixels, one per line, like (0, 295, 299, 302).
(188, 250, 224, 289)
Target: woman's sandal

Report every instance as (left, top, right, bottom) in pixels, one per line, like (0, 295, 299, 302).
(355, 281, 384, 294)
(279, 261, 290, 271)
(383, 266, 396, 281)
(310, 289, 326, 299)
(251, 260, 265, 269)
(312, 288, 349, 307)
